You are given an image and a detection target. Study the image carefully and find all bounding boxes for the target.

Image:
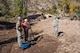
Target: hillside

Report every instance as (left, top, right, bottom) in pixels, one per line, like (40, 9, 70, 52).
(0, 16, 80, 53)
(0, 0, 80, 16)
(0, 0, 80, 53)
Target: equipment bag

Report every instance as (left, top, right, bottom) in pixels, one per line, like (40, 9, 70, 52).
(21, 42, 31, 49)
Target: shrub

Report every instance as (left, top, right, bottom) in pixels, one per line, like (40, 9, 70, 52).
(47, 9, 58, 14)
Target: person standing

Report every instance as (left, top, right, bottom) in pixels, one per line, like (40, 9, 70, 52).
(23, 19, 29, 42)
(53, 15, 59, 36)
(16, 16, 23, 47)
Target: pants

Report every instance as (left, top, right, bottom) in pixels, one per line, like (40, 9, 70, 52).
(23, 26, 28, 42)
(54, 26, 58, 36)
(24, 29, 28, 42)
(16, 30, 22, 47)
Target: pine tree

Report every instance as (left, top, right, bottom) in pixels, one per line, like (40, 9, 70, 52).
(13, 0, 23, 16)
(0, 0, 10, 17)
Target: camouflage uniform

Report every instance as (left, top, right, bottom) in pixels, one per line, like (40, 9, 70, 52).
(16, 16, 22, 47)
(53, 18, 59, 36)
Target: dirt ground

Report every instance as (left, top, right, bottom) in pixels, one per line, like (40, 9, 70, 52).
(0, 17, 80, 53)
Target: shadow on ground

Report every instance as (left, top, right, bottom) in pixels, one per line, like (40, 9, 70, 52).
(28, 30, 43, 45)
(27, 14, 41, 20)
(0, 21, 15, 30)
(58, 31, 64, 36)
(0, 37, 17, 46)
(27, 14, 41, 24)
